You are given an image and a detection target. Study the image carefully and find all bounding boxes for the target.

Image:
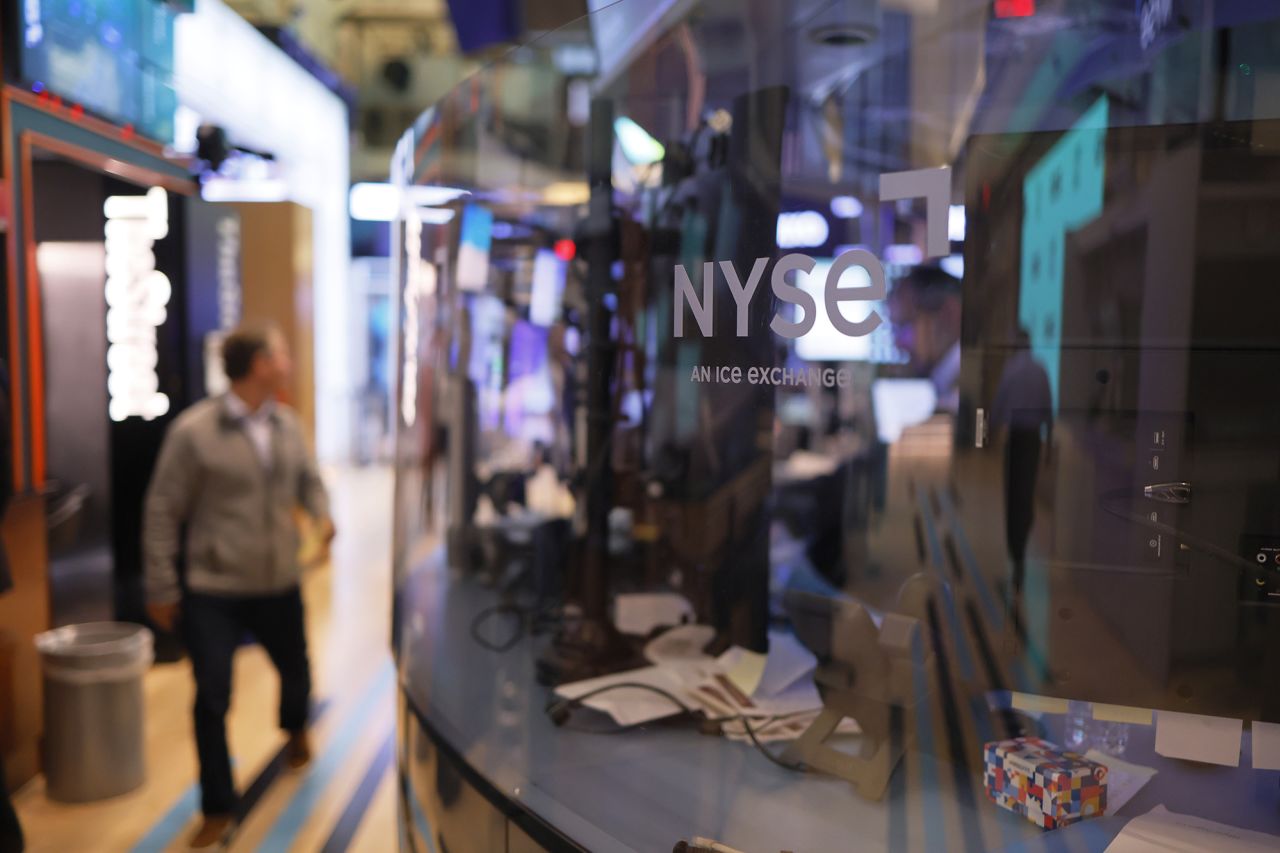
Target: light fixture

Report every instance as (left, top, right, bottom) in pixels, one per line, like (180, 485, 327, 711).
(543, 182, 591, 207)
(614, 116, 665, 166)
(830, 195, 864, 219)
(994, 0, 1036, 18)
(349, 182, 469, 222)
(940, 255, 965, 279)
(416, 207, 456, 225)
(201, 177, 289, 203)
(884, 244, 923, 266)
(777, 210, 831, 249)
(949, 204, 966, 242)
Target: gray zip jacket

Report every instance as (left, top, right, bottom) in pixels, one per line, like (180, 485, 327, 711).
(143, 395, 330, 604)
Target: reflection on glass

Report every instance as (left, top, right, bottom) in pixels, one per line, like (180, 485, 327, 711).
(390, 2, 1280, 851)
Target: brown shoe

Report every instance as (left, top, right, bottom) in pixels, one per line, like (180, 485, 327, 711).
(286, 730, 312, 769)
(188, 814, 235, 850)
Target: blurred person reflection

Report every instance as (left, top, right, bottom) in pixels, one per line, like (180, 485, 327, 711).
(887, 263, 963, 413)
(446, 303, 480, 566)
(547, 321, 576, 475)
(0, 360, 24, 853)
(991, 329, 1053, 625)
(143, 323, 335, 849)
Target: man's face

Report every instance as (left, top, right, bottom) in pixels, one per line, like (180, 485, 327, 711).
(253, 330, 292, 393)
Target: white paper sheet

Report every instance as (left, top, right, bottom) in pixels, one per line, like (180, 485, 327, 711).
(1082, 750, 1156, 815)
(1154, 711, 1242, 767)
(1251, 720, 1280, 771)
(755, 631, 818, 698)
(644, 624, 716, 666)
(613, 593, 694, 636)
(554, 666, 691, 727)
(1104, 805, 1280, 853)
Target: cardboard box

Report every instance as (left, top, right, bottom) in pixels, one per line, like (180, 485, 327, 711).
(984, 736, 1108, 829)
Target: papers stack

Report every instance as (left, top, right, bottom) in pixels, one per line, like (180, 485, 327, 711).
(554, 628, 860, 744)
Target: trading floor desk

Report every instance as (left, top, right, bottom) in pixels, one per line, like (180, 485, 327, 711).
(394, 552, 1280, 853)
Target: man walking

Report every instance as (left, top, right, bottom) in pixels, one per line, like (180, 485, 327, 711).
(144, 323, 333, 849)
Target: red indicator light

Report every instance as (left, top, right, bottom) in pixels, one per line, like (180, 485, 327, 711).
(71, 104, 84, 119)
(995, 0, 1035, 17)
(122, 124, 135, 139)
(554, 239, 576, 261)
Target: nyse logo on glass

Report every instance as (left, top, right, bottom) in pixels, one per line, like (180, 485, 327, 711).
(673, 167, 951, 339)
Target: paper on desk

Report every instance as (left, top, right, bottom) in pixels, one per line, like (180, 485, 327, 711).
(715, 630, 818, 700)
(756, 631, 818, 698)
(698, 633, 822, 719)
(717, 647, 768, 697)
(1082, 750, 1156, 815)
(721, 711, 860, 744)
(1104, 805, 1280, 853)
(692, 676, 824, 723)
(614, 593, 694, 636)
(1248, 720, 1280, 770)
(644, 624, 715, 666)
(554, 666, 691, 727)
(1154, 711, 1242, 767)
(783, 450, 840, 479)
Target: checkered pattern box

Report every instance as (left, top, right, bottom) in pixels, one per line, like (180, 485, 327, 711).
(983, 737, 1108, 829)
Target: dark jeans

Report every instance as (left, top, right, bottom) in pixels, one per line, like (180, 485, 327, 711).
(1005, 427, 1043, 599)
(182, 587, 311, 816)
(0, 752, 22, 853)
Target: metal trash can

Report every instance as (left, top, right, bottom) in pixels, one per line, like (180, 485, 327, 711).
(35, 622, 154, 802)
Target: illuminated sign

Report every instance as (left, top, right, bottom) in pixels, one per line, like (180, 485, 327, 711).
(216, 216, 241, 330)
(104, 187, 171, 421)
(676, 167, 951, 340)
(203, 215, 243, 398)
(401, 213, 437, 427)
(23, 0, 42, 47)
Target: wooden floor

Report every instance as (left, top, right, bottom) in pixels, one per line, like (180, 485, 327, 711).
(15, 466, 402, 853)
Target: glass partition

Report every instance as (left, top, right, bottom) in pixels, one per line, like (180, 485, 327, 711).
(392, 2, 1280, 850)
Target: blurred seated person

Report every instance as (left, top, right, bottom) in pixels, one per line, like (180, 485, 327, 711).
(887, 263, 962, 413)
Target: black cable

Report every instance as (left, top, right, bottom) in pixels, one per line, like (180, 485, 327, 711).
(738, 717, 807, 772)
(546, 680, 696, 724)
(470, 601, 579, 653)
(469, 603, 527, 653)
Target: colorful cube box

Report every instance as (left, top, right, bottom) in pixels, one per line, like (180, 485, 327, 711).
(983, 737, 1108, 829)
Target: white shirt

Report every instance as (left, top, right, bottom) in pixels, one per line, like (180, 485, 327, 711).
(225, 392, 276, 470)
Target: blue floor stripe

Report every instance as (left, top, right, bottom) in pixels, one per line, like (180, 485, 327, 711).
(129, 699, 331, 853)
(936, 491, 1005, 633)
(319, 731, 395, 853)
(909, 624, 943, 852)
(258, 664, 395, 851)
(405, 779, 437, 853)
(131, 785, 202, 853)
(918, 492, 976, 681)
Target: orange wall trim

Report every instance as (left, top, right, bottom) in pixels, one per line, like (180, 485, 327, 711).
(3, 94, 27, 495)
(2, 83, 195, 493)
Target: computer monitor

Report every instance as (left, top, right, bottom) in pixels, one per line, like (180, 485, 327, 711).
(794, 259, 903, 364)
